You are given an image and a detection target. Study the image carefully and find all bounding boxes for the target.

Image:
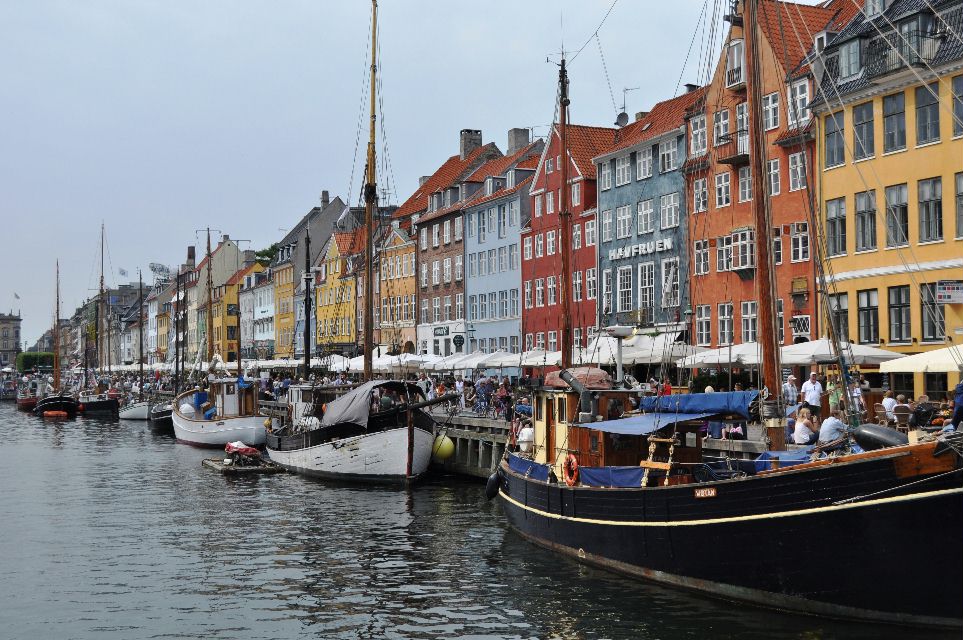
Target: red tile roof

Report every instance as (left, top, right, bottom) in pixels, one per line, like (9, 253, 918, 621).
(515, 155, 539, 170)
(465, 141, 540, 182)
(415, 190, 485, 226)
(226, 263, 257, 286)
(466, 175, 535, 210)
(758, 0, 838, 73)
(601, 87, 706, 156)
(334, 228, 366, 256)
(393, 143, 500, 219)
(556, 124, 619, 177)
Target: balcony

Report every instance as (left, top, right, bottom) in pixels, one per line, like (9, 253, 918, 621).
(725, 66, 746, 90)
(716, 129, 750, 165)
(865, 30, 942, 81)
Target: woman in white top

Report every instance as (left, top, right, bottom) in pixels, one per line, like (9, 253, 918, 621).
(793, 407, 818, 445)
(881, 390, 897, 420)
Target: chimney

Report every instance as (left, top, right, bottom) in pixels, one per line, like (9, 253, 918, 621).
(321, 190, 329, 208)
(186, 246, 196, 264)
(418, 176, 430, 186)
(243, 249, 256, 264)
(459, 129, 482, 160)
(507, 128, 530, 155)
(635, 111, 649, 122)
(684, 83, 700, 93)
(222, 234, 230, 243)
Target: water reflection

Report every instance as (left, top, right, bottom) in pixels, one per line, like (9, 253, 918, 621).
(0, 405, 956, 639)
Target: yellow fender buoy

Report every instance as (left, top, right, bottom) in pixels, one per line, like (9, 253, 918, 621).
(431, 435, 455, 461)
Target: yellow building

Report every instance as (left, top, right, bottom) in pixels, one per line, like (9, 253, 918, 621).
(814, 3, 963, 399)
(315, 230, 362, 354)
(212, 262, 264, 362)
(273, 260, 296, 359)
(377, 223, 417, 354)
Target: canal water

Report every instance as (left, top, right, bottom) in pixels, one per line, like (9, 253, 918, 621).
(0, 404, 953, 640)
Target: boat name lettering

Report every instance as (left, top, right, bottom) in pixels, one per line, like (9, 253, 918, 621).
(608, 238, 673, 261)
(694, 486, 717, 499)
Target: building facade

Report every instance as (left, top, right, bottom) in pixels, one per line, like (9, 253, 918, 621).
(378, 222, 418, 354)
(1, 312, 22, 366)
(814, 0, 963, 397)
(315, 230, 362, 355)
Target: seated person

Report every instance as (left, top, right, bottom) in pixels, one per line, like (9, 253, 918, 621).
(721, 421, 746, 440)
(792, 408, 818, 445)
(881, 390, 897, 421)
(817, 410, 849, 444)
(514, 397, 532, 416)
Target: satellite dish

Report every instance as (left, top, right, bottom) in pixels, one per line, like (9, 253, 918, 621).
(615, 112, 629, 127)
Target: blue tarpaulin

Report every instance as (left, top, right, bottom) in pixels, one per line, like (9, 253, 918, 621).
(639, 391, 758, 419)
(590, 411, 718, 436)
(753, 448, 813, 472)
(579, 465, 645, 487)
(508, 452, 551, 482)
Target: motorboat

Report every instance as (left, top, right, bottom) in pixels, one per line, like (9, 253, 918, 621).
(172, 377, 265, 447)
(78, 389, 120, 418)
(119, 400, 150, 420)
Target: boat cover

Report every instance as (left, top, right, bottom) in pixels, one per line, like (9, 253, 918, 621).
(507, 452, 551, 482)
(579, 465, 644, 487)
(320, 379, 424, 429)
(753, 448, 813, 472)
(590, 411, 719, 436)
(639, 390, 758, 418)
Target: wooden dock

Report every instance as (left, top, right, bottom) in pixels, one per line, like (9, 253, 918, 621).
(202, 458, 287, 475)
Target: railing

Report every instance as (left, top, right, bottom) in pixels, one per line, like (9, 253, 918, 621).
(715, 129, 750, 165)
(865, 30, 942, 79)
(726, 66, 744, 88)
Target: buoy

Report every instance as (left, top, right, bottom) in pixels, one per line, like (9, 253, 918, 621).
(431, 434, 455, 461)
(485, 471, 501, 500)
(43, 411, 68, 419)
(179, 404, 195, 418)
(517, 426, 535, 453)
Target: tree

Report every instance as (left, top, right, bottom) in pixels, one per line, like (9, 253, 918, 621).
(17, 352, 54, 372)
(255, 243, 279, 267)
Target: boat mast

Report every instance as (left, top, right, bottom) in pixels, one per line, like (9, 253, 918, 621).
(138, 269, 144, 401)
(362, 0, 378, 382)
(174, 270, 181, 396)
(99, 222, 105, 374)
(744, 0, 784, 446)
(303, 227, 312, 378)
(558, 57, 572, 371)
(206, 228, 214, 364)
(53, 260, 60, 391)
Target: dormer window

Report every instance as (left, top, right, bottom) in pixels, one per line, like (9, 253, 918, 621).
(838, 39, 862, 79)
(485, 177, 494, 195)
(864, 0, 883, 17)
(444, 190, 451, 208)
(814, 33, 827, 53)
(507, 169, 516, 188)
(726, 39, 745, 87)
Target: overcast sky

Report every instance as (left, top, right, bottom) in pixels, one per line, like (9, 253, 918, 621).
(4, 0, 818, 345)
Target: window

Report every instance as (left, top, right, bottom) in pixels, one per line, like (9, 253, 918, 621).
(713, 109, 730, 146)
(478, 214, 487, 242)
(466, 213, 476, 238)
(918, 177, 943, 242)
(431, 260, 440, 285)
(888, 285, 911, 343)
(573, 223, 582, 249)
(455, 255, 463, 281)
(572, 328, 581, 349)
(585, 220, 597, 246)
(586, 268, 597, 300)
(865, 0, 883, 16)
(498, 207, 507, 237)
(456, 293, 464, 320)
(599, 161, 612, 190)
(883, 92, 906, 152)
(638, 199, 654, 233)
(615, 156, 631, 186)
(547, 276, 557, 306)
(535, 332, 545, 350)
(789, 152, 806, 191)
(791, 222, 810, 262)
(523, 282, 532, 309)
(443, 295, 452, 321)
(509, 200, 519, 226)
(489, 249, 497, 274)
(573, 271, 582, 302)
(787, 79, 809, 126)
(857, 289, 879, 344)
(767, 158, 780, 196)
(953, 75, 963, 137)
(534, 194, 543, 217)
(694, 240, 709, 275)
(616, 205, 632, 239)
(546, 191, 554, 214)
(602, 269, 613, 313)
(696, 305, 711, 346)
(916, 83, 940, 145)
(659, 139, 678, 172)
(602, 210, 613, 241)
(693, 178, 708, 212)
(921, 283, 945, 341)
(824, 112, 845, 168)
(885, 184, 909, 247)
(421, 299, 428, 324)
(546, 230, 556, 255)
(535, 234, 543, 257)
(690, 116, 707, 156)
(826, 197, 847, 256)
(716, 235, 733, 271)
(443, 220, 451, 244)
(828, 293, 849, 342)
(839, 40, 861, 79)
(957, 173, 963, 238)
(738, 167, 752, 202)
(433, 297, 441, 323)
(741, 301, 758, 343)
(419, 227, 427, 250)
(715, 172, 731, 206)
(731, 228, 755, 269)
(661, 258, 680, 307)
(547, 331, 558, 352)
(525, 333, 533, 351)
(853, 101, 874, 160)
(510, 335, 519, 353)
(572, 182, 581, 206)
(638, 262, 654, 310)
(523, 237, 532, 260)
(726, 40, 744, 86)
(718, 303, 733, 345)
(617, 266, 633, 312)
(855, 190, 877, 251)
(535, 279, 544, 306)
(469, 252, 478, 278)
(509, 243, 519, 270)
(660, 193, 680, 229)
(498, 290, 508, 318)
(637, 146, 653, 179)
(763, 93, 779, 130)
(432, 224, 439, 247)
(443, 258, 451, 283)
(546, 157, 553, 173)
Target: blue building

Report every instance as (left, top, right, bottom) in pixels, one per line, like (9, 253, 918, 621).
(594, 87, 704, 333)
(463, 137, 542, 356)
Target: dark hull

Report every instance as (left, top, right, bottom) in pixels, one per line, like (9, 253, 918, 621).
(498, 449, 963, 629)
(149, 405, 173, 430)
(79, 398, 119, 417)
(33, 395, 78, 417)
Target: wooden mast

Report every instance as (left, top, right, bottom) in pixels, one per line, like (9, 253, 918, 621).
(303, 227, 312, 377)
(744, 0, 785, 448)
(53, 260, 60, 391)
(558, 57, 572, 371)
(174, 270, 180, 396)
(138, 269, 144, 401)
(362, 0, 378, 383)
(99, 222, 105, 373)
(205, 228, 214, 364)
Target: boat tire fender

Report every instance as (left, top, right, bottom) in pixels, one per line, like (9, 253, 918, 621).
(485, 471, 500, 500)
(562, 453, 579, 487)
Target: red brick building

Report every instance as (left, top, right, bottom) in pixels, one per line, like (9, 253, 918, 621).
(521, 124, 616, 352)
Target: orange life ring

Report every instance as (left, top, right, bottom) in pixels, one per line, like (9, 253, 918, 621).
(562, 453, 579, 487)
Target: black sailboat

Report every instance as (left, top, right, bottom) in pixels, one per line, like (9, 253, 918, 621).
(34, 261, 78, 417)
(79, 223, 120, 418)
(490, 0, 962, 628)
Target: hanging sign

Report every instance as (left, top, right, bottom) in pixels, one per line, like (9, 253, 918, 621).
(936, 280, 963, 304)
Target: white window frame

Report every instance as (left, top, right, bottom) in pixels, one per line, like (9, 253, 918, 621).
(638, 199, 654, 233)
(763, 92, 779, 130)
(615, 155, 631, 186)
(617, 266, 633, 313)
(690, 115, 707, 156)
(616, 205, 633, 239)
(659, 192, 680, 229)
(789, 152, 806, 191)
(715, 172, 731, 207)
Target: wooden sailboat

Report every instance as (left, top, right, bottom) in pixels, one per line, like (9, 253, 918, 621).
(79, 224, 120, 417)
(119, 270, 150, 420)
(35, 261, 78, 417)
(491, 1, 962, 628)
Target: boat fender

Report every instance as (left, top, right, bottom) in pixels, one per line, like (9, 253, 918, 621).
(853, 423, 909, 451)
(485, 471, 500, 500)
(562, 454, 579, 487)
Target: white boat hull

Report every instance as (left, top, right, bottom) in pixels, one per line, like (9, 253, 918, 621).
(119, 401, 150, 420)
(267, 427, 433, 482)
(172, 411, 266, 448)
